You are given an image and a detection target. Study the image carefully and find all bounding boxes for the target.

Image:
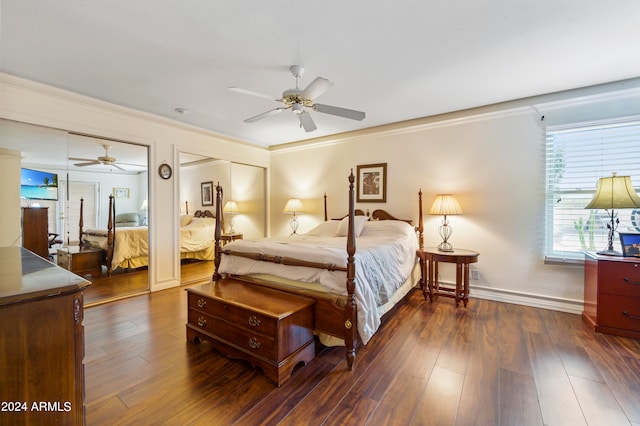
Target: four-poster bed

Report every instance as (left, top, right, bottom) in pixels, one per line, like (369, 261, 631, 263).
(198, 171, 424, 372)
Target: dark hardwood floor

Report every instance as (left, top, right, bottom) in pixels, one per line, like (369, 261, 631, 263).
(83, 266, 640, 425)
(83, 259, 214, 306)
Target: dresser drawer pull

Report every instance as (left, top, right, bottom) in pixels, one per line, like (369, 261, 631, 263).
(248, 337, 261, 349)
(248, 316, 261, 327)
(197, 317, 207, 327)
(197, 298, 207, 308)
(623, 277, 640, 285)
(623, 311, 640, 321)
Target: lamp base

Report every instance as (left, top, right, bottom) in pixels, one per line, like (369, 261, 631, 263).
(596, 249, 622, 256)
(437, 241, 454, 252)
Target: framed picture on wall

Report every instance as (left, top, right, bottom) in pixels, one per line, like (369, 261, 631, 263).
(201, 181, 214, 206)
(113, 187, 130, 199)
(356, 163, 387, 202)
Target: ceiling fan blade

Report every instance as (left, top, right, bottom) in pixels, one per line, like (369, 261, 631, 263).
(117, 162, 146, 168)
(300, 77, 333, 101)
(69, 157, 96, 162)
(73, 161, 100, 167)
(112, 164, 126, 171)
(298, 112, 317, 132)
(228, 87, 278, 102)
(313, 104, 366, 121)
(244, 108, 285, 123)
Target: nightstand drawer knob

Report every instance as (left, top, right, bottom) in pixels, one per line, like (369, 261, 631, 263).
(623, 311, 640, 321)
(248, 337, 261, 349)
(248, 316, 260, 327)
(197, 298, 207, 308)
(197, 317, 207, 327)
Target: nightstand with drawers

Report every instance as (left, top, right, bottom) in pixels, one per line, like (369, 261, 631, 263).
(57, 246, 103, 277)
(583, 252, 640, 339)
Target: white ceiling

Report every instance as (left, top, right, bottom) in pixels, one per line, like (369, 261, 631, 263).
(2, 1, 640, 148)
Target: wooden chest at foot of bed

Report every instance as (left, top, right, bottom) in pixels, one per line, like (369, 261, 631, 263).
(186, 279, 315, 386)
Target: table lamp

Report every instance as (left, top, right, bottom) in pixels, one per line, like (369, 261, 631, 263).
(429, 194, 462, 252)
(223, 200, 239, 234)
(283, 198, 303, 235)
(585, 173, 640, 255)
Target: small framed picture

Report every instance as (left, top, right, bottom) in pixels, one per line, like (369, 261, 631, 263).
(619, 232, 640, 257)
(113, 188, 130, 199)
(201, 181, 214, 206)
(357, 163, 387, 203)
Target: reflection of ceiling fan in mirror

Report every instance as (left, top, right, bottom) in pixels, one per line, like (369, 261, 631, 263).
(70, 144, 143, 171)
(228, 65, 366, 132)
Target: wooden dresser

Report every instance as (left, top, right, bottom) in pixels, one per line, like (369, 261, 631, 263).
(0, 247, 91, 425)
(583, 252, 640, 339)
(22, 207, 49, 259)
(186, 279, 315, 386)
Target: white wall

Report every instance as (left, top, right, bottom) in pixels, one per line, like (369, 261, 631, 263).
(0, 148, 21, 246)
(271, 84, 640, 313)
(179, 159, 230, 213)
(1, 73, 269, 292)
(229, 162, 266, 239)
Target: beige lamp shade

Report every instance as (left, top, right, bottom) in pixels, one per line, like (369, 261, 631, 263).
(223, 200, 239, 214)
(283, 198, 304, 213)
(585, 173, 640, 209)
(428, 194, 462, 216)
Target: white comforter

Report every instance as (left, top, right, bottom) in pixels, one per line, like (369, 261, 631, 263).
(218, 219, 419, 344)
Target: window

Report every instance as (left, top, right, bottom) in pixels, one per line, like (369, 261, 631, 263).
(545, 117, 640, 261)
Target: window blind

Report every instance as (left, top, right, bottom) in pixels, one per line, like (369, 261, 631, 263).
(545, 117, 640, 261)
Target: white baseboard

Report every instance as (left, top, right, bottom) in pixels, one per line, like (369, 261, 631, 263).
(465, 283, 584, 315)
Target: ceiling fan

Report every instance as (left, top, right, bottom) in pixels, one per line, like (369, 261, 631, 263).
(69, 144, 142, 171)
(228, 65, 366, 132)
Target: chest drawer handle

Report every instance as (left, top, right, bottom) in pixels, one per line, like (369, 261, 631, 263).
(623, 311, 640, 321)
(197, 298, 207, 308)
(197, 317, 208, 327)
(623, 277, 640, 285)
(248, 316, 260, 327)
(248, 337, 261, 349)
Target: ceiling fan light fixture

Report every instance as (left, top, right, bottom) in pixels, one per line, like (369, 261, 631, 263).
(292, 103, 304, 115)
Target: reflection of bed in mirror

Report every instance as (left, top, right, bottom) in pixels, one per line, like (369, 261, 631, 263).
(212, 173, 424, 370)
(79, 196, 217, 275)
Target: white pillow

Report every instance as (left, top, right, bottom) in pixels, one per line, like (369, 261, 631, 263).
(180, 214, 193, 227)
(359, 219, 413, 237)
(304, 221, 340, 237)
(336, 215, 369, 237)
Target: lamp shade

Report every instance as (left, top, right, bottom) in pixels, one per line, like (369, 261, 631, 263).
(223, 200, 239, 214)
(428, 194, 462, 216)
(283, 198, 303, 214)
(585, 173, 640, 209)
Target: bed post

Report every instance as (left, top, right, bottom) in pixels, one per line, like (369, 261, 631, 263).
(78, 197, 84, 247)
(417, 189, 424, 250)
(324, 193, 328, 221)
(345, 170, 357, 370)
(213, 183, 223, 281)
(106, 195, 115, 276)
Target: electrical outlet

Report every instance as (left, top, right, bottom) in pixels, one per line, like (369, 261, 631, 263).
(471, 269, 480, 280)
